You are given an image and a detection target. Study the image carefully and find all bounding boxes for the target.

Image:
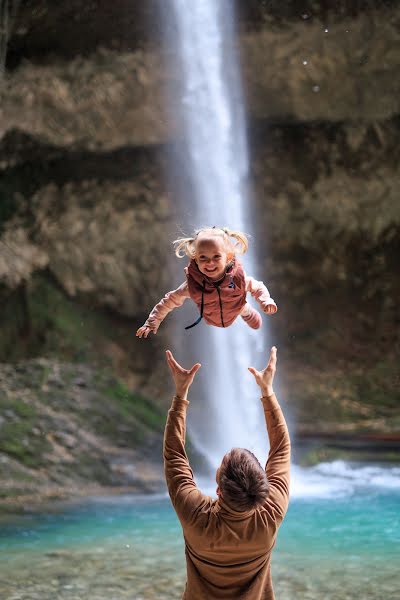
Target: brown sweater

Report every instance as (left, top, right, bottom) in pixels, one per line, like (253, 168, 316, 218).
(163, 393, 291, 600)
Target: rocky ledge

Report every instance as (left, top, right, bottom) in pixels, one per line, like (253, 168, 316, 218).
(0, 358, 165, 513)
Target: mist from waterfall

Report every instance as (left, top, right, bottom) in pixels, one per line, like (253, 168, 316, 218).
(166, 0, 269, 468)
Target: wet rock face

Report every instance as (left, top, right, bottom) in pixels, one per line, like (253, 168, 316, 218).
(5, 0, 164, 67)
(251, 120, 400, 250)
(248, 120, 400, 421)
(0, 49, 175, 148)
(240, 16, 400, 122)
(29, 181, 172, 314)
(0, 358, 165, 509)
(7, 0, 399, 68)
(236, 0, 400, 28)
(0, 143, 175, 315)
(1, 6, 399, 148)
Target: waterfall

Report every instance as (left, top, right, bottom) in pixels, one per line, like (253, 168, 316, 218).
(165, 0, 269, 469)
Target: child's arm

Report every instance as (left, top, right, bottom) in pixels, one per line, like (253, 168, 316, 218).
(136, 281, 191, 338)
(245, 275, 278, 315)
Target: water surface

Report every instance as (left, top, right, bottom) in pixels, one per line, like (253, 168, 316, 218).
(1, 461, 399, 600)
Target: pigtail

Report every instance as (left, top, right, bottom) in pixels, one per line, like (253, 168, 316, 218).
(222, 228, 249, 255)
(173, 226, 249, 259)
(173, 236, 197, 258)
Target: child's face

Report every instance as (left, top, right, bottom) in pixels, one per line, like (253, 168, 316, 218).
(195, 237, 231, 280)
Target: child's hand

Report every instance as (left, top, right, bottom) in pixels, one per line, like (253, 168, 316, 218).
(136, 325, 154, 338)
(262, 303, 277, 315)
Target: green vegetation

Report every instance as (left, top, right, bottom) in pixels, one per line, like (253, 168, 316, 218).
(0, 361, 166, 505)
(105, 381, 165, 432)
(351, 360, 400, 410)
(72, 378, 166, 447)
(287, 353, 400, 431)
(0, 397, 50, 467)
(0, 272, 122, 364)
(297, 445, 400, 467)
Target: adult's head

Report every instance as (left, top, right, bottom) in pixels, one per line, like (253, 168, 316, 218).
(217, 447, 269, 511)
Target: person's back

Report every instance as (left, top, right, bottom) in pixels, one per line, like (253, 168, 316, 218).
(179, 497, 284, 598)
(164, 347, 290, 599)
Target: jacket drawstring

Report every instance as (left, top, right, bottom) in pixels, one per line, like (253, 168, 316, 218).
(215, 285, 225, 327)
(185, 279, 227, 330)
(185, 280, 206, 330)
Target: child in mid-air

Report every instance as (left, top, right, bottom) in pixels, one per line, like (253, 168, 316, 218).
(136, 226, 277, 338)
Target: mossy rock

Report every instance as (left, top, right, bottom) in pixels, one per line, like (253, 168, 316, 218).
(0, 271, 136, 366)
(104, 381, 165, 432)
(0, 397, 51, 468)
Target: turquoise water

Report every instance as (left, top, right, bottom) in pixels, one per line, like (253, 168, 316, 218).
(1, 462, 399, 599)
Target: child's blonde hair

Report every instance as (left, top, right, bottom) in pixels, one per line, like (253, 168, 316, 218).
(173, 227, 249, 259)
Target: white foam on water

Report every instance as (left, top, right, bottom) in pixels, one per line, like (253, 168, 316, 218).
(291, 461, 400, 499)
(195, 461, 400, 501)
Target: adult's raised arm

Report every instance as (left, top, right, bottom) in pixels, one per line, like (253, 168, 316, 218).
(248, 347, 291, 523)
(163, 351, 207, 524)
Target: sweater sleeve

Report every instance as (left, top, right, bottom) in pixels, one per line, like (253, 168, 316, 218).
(245, 275, 277, 311)
(261, 393, 291, 524)
(163, 396, 207, 525)
(144, 281, 191, 332)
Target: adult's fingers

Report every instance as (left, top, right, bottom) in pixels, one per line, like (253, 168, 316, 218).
(165, 350, 184, 372)
(189, 363, 201, 376)
(166, 351, 200, 376)
(166, 349, 176, 368)
(166, 350, 176, 363)
(248, 367, 260, 378)
(266, 346, 277, 370)
(165, 350, 175, 371)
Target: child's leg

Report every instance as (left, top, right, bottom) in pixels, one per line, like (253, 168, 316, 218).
(240, 303, 262, 330)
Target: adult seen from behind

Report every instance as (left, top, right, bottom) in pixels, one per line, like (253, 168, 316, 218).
(164, 346, 290, 599)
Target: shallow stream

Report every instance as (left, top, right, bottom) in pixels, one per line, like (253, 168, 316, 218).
(1, 461, 399, 600)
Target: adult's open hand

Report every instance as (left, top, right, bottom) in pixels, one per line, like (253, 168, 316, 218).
(248, 346, 277, 397)
(166, 350, 201, 400)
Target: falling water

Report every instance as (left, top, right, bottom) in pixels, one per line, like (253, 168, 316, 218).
(166, 1, 269, 468)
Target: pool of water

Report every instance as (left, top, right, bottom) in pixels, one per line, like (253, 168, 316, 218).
(1, 461, 399, 600)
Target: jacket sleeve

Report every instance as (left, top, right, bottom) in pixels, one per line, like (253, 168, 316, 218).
(245, 275, 277, 311)
(261, 393, 291, 524)
(163, 396, 208, 525)
(144, 281, 191, 332)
